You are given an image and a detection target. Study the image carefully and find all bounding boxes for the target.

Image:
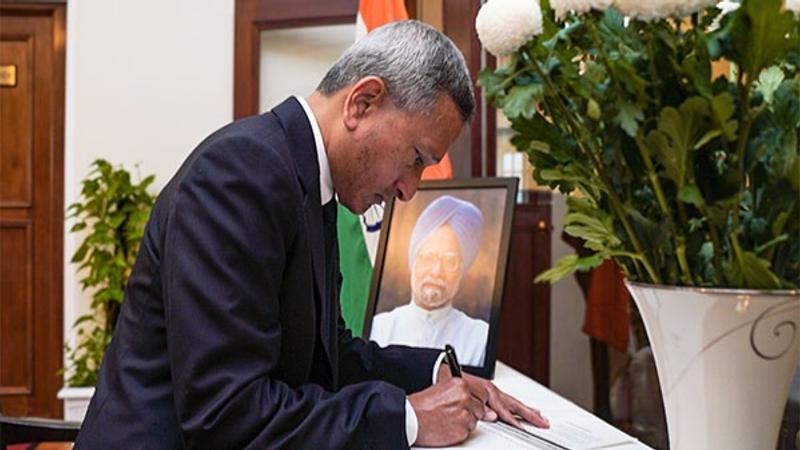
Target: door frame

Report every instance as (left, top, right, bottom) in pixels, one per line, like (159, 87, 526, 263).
(233, 0, 491, 177)
(0, 0, 66, 417)
(234, 0, 359, 120)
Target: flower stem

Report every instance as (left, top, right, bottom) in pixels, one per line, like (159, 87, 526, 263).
(528, 55, 662, 284)
(730, 70, 754, 264)
(608, 251, 661, 284)
(488, 66, 532, 97)
(633, 132, 695, 285)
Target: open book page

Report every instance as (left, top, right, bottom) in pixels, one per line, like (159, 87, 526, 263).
(520, 409, 637, 450)
(480, 412, 637, 450)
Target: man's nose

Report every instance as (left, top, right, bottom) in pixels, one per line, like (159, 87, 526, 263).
(429, 258, 444, 274)
(394, 169, 422, 202)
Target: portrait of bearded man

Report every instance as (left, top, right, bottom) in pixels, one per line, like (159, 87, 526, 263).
(370, 195, 489, 366)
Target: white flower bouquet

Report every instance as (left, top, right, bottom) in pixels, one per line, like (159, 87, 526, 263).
(477, 0, 800, 288)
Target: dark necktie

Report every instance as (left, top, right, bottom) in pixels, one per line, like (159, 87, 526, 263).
(322, 200, 339, 290)
(322, 199, 338, 230)
(311, 199, 338, 388)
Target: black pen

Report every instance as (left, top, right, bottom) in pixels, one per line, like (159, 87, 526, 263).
(444, 344, 462, 378)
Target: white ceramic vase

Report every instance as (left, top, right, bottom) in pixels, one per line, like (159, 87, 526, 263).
(57, 386, 95, 422)
(625, 282, 800, 450)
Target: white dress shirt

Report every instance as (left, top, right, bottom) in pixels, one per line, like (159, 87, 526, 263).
(370, 302, 489, 367)
(296, 96, 439, 446)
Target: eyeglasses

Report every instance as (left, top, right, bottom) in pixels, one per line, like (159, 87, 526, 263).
(416, 251, 461, 273)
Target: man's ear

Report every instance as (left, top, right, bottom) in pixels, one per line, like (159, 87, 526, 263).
(342, 76, 388, 131)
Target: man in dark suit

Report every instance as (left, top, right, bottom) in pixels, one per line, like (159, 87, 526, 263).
(75, 20, 548, 449)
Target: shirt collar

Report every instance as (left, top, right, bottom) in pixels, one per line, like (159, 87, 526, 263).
(408, 300, 454, 324)
(294, 95, 333, 205)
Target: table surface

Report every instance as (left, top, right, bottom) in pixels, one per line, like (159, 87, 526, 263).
(414, 362, 653, 450)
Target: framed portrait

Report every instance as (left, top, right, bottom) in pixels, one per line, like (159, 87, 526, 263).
(363, 178, 518, 379)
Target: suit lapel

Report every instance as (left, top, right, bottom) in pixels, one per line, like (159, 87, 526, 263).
(273, 98, 335, 375)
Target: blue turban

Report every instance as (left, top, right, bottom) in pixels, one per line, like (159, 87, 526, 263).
(408, 195, 484, 272)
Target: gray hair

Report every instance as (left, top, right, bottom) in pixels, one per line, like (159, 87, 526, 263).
(317, 20, 475, 122)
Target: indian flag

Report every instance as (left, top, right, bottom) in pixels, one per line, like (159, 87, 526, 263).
(339, 0, 454, 336)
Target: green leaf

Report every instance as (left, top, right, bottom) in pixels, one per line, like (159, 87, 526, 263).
(502, 84, 542, 119)
(688, 217, 705, 233)
(109, 211, 126, 228)
(788, 156, 800, 191)
(694, 129, 722, 150)
(583, 60, 606, 86)
(563, 211, 621, 251)
(71, 242, 89, 263)
(646, 97, 715, 186)
(70, 222, 87, 233)
(728, 0, 795, 80)
(772, 211, 790, 238)
(575, 253, 606, 271)
(542, 20, 583, 51)
(773, 79, 800, 129)
(755, 66, 785, 105)
(534, 253, 606, 283)
(682, 40, 712, 98)
(678, 184, 705, 207)
(477, 67, 508, 96)
(698, 241, 717, 282)
(710, 93, 738, 142)
(587, 98, 601, 121)
(755, 234, 789, 255)
(727, 239, 783, 288)
(615, 101, 644, 137)
(535, 254, 578, 283)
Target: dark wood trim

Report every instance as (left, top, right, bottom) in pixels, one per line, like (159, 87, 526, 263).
(441, 0, 485, 177)
(497, 190, 552, 385)
(0, 220, 34, 396)
(234, 0, 357, 119)
(49, 3, 67, 416)
(0, 1, 66, 418)
(485, 54, 497, 177)
(234, 0, 259, 119)
(0, 0, 66, 4)
(252, 0, 356, 26)
(404, 0, 417, 20)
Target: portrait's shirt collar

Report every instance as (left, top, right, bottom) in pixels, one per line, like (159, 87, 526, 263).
(408, 300, 454, 324)
(294, 95, 333, 205)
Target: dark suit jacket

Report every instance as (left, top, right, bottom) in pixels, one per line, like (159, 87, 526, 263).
(74, 98, 441, 449)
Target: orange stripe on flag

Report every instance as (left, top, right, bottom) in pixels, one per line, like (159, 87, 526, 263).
(358, 0, 409, 32)
(422, 154, 453, 180)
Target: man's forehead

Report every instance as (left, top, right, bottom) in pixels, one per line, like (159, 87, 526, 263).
(418, 224, 460, 249)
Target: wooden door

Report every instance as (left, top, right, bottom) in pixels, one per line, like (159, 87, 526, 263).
(0, 2, 66, 418)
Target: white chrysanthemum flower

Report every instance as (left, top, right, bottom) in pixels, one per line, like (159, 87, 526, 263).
(711, 1, 740, 30)
(476, 0, 543, 56)
(716, 0, 740, 15)
(673, 0, 718, 16)
(614, 0, 672, 21)
(615, 0, 717, 21)
(787, 0, 800, 14)
(551, 0, 613, 19)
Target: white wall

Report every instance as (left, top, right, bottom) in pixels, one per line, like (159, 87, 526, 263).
(549, 193, 594, 410)
(259, 24, 355, 112)
(63, 0, 234, 350)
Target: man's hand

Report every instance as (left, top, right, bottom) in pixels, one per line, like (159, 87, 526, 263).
(436, 364, 550, 429)
(408, 377, 487, 447)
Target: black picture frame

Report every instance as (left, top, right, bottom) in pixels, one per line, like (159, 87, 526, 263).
(363, 177, 518, 379)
